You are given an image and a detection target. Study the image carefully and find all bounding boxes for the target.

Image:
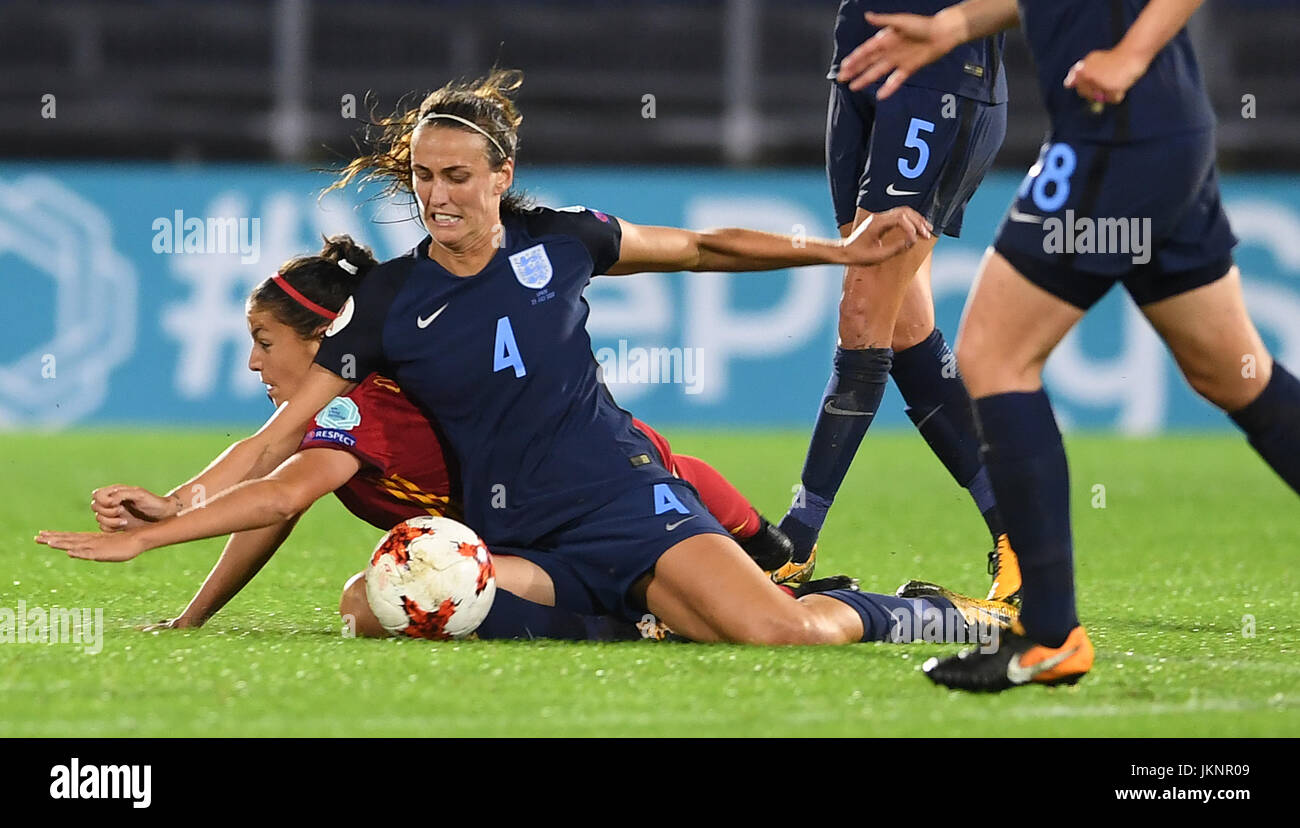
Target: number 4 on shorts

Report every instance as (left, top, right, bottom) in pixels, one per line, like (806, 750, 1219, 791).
(653, 483, 690, 516)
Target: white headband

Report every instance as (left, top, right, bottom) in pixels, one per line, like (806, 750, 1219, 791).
(421, 113, 509, 160)
(337, 259, 358, 276)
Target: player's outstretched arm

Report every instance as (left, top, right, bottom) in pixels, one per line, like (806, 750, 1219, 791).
(605, 207, 930, 275)
(39, 447, 361, 562)
(90, 365, 354, 530)
(837, 0, 1020, 97)
(143, 519, 301, 630)
(1064, 0, 1205, 105)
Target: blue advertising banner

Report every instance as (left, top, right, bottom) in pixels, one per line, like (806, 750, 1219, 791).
(3, 163, 1298, 431)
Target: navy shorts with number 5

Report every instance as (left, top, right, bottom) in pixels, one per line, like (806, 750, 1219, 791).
(827, 82, 1007, 236)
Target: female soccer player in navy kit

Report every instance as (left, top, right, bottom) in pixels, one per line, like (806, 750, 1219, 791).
(55, 70, 1021, 648)
(838, 0, 1300, 689)
(39, 237, 828, 641)
(779, 1, 1018, 610)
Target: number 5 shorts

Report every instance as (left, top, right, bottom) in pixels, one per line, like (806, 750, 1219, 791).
(993, 128, 1238, 311)
(827, 80, 1007, 236)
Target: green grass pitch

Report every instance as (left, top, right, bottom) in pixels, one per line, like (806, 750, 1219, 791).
(3, 429, 1297, 737)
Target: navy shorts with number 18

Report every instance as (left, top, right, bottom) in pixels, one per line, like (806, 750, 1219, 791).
(993, 128, 1238, 310)
(827, 81, 1007, 236)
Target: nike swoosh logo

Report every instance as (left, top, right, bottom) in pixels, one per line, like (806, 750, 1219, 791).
(417, 303, 449, 329)
(913, 403, 943, 428)
(1008, 207, 1044, 224)
(885, 183, 921, 197)
(1006, 644, 1079, 684)
(823, 399, 874, 417)
(665, 516, 698, 531)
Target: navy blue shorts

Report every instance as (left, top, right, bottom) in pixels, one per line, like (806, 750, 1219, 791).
(827, 82, 1007, 235)
(488, 479, 731, 624)
(993, 129, 1238, 310)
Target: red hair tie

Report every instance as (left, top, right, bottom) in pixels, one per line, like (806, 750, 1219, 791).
(272, 273, 338, 320)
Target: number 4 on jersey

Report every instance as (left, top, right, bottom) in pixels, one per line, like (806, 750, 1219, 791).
(653, 483, 690, 516)
(493, 316, 526, 378)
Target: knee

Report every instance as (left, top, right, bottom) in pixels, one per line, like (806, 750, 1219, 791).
(837, 290, 873, 340)
(1181, 367, 1224, 407)
(339, 572, 365, 617)
(955, 335, 1042, 399)
(891, 320, 932, 352)
(1179, 358, 1270, 412)
(954, 338, 997, 396)
(339, 572, 388, 638)
(737, 610, 832, 646)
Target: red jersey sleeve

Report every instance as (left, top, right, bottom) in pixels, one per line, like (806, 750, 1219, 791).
(299, 374, 397, 474)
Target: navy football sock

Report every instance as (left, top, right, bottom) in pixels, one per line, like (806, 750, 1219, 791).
(474, 590, 640, 642)
(891, 328, 1004, 539)
(974, 390, 1077, 648)
(1230, 363, 1300, 495)
(782, 346, 893, 560)
(821, 589, 972, 643)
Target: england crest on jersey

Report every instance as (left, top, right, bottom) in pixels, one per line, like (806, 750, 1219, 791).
(509, 244, 553, 289)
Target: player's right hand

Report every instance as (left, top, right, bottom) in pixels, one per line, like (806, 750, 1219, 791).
(838, 12, 959, 97)
(841, 206, 932, 265)
(92, 485, 179, 532)
(36, 529, 147, 562)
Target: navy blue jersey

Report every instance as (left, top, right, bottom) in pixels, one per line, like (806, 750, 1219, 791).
(830, 1, 1007, 105)
(1018, 0, 1215, 142)
(314, 206, 677, 547)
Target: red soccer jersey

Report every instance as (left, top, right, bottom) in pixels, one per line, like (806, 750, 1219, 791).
(296, 374, 750, 539)
(299, 374, 460, 530)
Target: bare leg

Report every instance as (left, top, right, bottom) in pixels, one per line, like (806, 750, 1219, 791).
(838, 209, 940, 349)
(1139, 267, 1271, 410)
(1141, 267, 1300, 494)
(781, 209, 937, 558)
(640, 534, 863, 644)
(956, 250, 1084, 396)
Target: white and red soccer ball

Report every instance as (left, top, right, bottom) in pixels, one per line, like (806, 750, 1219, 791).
(365, 516, 496, 639)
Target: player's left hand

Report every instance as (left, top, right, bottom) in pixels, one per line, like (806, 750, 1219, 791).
(91, 484, 178, 532)
(34, 530, 146, 562)
(1064, 47, 1150, 108)
(841, 206, 932, 265)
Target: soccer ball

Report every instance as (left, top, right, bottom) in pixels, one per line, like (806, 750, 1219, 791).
(365, 516, 497, 639)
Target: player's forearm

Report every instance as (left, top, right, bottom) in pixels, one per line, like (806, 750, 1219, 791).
(691, 227, 852, 272)
(1114, 0, 1204, 66)
(174, 520, 298, 626)
(167, 426, 301, 511)
(943, 0, 1020, 44)
(136, 478, 307, 552)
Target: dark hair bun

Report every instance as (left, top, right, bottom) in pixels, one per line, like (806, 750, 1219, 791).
(250, 234, 381, 338)
(320, 234, 375, 277)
